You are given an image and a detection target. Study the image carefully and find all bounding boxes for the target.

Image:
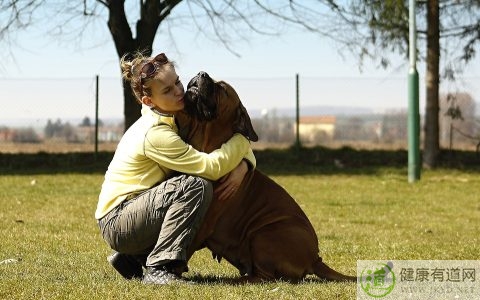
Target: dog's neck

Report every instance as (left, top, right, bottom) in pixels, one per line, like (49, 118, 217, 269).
(176, 111, 209, 152)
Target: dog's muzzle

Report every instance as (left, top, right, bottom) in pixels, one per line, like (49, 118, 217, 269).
(183, 72, 218, 121)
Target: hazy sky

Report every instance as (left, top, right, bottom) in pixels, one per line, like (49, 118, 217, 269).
(1, 2, 479, 123)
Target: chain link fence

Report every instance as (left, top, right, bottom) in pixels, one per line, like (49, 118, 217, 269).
(1, 75, 479, 153)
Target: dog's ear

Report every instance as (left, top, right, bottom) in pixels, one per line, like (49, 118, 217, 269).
(234, 103, 258, 142)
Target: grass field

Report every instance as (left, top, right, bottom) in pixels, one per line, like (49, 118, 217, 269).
(0, 149, 479, 299)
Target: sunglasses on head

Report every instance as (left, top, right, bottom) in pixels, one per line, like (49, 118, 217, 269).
(139, 53, 169, 95)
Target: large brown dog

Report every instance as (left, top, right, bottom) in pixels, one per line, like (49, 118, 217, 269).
(176, 71, 356, 283)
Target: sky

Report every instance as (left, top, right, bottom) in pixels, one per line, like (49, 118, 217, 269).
(1, 2, 479, 125)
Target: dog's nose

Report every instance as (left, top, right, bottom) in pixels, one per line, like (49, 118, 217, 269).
(198, 71, 208, 78)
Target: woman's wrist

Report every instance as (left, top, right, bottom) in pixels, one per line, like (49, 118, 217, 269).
(240, 159, 249, 175)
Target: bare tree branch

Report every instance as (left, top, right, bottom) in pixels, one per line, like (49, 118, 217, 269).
(187, 0, 241, 57)
(0, 0, 44, 39)
(222, 0, 278, 36)
(1, 0, 478, 134)
(96, 0, 108, 8)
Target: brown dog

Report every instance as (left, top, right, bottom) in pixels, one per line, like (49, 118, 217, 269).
(176, 71, 356, 283)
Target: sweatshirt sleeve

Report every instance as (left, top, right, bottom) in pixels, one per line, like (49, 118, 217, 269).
(243, 148, 256, 169)
(143, 126, 250, 181)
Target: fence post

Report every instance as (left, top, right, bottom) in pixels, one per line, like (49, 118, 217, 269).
(295, 73, 301, 149)
(95, 75, 99, 159)
(408, 0, 421, 182)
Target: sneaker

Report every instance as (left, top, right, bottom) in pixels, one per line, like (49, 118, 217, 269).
(107, 252, 143, 280)
(142, 266, 188, 285)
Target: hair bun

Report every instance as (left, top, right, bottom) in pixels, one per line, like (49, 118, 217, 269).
(120, 56, 135, 81)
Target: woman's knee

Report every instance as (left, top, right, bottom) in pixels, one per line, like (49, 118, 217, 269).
(185, 176, 213, 205)
(197, 177, 213, 193)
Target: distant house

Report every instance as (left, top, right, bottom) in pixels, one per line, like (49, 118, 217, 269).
(0, 128, 14, 142)
(75, 126, 95, 143)
(296, 116, 336, 143)
(75, 125, 123, 143)
(98, 126, 123, 142)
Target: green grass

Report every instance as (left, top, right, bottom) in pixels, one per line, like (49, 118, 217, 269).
(0, 154, 479, 299)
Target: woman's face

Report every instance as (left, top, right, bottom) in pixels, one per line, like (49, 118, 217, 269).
(142, 66, 185, 114)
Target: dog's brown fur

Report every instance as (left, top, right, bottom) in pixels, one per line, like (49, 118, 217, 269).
(176, 72, 356, 283)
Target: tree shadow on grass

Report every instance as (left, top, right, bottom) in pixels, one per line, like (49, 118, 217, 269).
(0, 151, 113, 175)
(186, 274, 332, 285)
(255, 146, 480, 175)
(1, 147, 479, 175)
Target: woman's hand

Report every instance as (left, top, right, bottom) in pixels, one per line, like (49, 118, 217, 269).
(215, 160, 249, 201)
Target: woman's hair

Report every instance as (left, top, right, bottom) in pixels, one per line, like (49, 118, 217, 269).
(120, 51, 174, 103)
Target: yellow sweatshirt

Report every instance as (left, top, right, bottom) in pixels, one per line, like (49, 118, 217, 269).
(95, 106, 256, 219)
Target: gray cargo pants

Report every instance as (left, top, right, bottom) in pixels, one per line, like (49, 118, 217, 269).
(98, 174, 213, 268)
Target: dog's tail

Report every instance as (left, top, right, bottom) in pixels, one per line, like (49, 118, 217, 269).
(313, 258, 357, 282)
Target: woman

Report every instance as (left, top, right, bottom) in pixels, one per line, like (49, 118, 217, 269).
(96, 52, 255, 285)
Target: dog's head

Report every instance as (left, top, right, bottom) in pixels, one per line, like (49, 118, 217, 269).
(179, 71, 258, 153)
(182, 71, 218, 121)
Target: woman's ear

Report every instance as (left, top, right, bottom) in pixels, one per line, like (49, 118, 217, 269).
(141, 96, 154, 107)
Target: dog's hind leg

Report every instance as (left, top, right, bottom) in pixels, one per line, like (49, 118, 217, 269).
(247, 222, 318, 282)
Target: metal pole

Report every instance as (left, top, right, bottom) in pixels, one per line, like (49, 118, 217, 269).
(95, 75, 99, 158)
(295, 73, 301, 148)
(408, 0, 420, 182)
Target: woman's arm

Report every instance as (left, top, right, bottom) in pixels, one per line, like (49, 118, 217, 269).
(214, 159, 249, 201)
(215, 147, 256, 200)
(143, 125, 250, 181)
(243, 148, 256, 169)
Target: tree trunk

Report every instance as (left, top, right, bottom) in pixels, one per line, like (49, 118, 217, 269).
(423, 0, 440, 168)
(106, 0, 180, 131)
(122, 82, 142, 131)
(107, 0, 140, 131)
